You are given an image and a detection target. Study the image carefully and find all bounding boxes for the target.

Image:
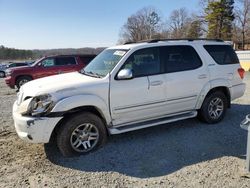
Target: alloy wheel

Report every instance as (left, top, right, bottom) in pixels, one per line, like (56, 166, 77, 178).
(208, 97, 224, 120)
(70, 123, 99, 152)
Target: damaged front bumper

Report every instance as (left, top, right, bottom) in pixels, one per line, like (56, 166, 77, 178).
(12, 101, 62, 143)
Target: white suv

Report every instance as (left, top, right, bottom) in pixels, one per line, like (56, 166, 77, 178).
(12, 39, 246, 156)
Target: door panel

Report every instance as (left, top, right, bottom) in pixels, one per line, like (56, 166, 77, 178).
(165, 68, 208, 113)
(55, 57, 78, 74)
(110, 75, 167, 125)
(110, 47, 167, 125)
(161, 45, 209, 113)
(34, 58, 57, 78)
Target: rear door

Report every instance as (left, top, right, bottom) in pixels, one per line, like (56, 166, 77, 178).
(55, 56, 78, 74)
(162, 45, 209, 113)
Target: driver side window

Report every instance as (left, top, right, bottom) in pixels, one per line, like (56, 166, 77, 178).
(123, 47, 160, 77)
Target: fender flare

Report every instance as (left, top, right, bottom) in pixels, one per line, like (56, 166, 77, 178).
(195, 78, 231, 109)
(51, 94, 111, 124)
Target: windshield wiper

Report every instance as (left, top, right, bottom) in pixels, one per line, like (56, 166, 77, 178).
(81, 70, 103, 78)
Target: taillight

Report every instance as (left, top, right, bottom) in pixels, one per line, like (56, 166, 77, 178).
(238, 68, 245, 79)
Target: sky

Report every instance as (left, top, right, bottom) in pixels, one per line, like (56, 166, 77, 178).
(0, 0, 200, 49)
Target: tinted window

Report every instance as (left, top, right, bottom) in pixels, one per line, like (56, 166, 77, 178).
(8, 63, 27, 67)
(8, 63, 17, 68)
(162, 46, 202, 73)
(204, 45, 239, 65)
(56, 57, 76, 66)
(42, 58, 55, 67)
(123, 47, 160, 77)
(16, 63, 27, 66)
(79, 56, 96, 65)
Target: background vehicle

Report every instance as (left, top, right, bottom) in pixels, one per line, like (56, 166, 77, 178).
(7, 62, 30, 68)
(0, 64, 7, 78)
(5, 54, 96, 89)
(0, 62, 30, 78)
(12, 39, 246, 157)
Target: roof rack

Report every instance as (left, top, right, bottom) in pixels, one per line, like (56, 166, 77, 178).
(124, 38, 224, 45)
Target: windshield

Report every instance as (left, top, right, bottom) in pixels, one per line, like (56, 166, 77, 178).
(31, 57, 44, 67)
(82, 49, 128, 77)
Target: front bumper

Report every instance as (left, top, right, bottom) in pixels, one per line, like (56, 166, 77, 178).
(13, 101, 62, 143)
(4, 76, 15, 89)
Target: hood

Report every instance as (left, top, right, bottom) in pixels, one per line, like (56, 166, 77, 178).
(20, 72, 105, 99)
(8, 65, 31, 72)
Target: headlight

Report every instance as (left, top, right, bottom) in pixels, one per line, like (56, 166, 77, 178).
(5, 69, 12, 77)
(27, 94, 54, 116)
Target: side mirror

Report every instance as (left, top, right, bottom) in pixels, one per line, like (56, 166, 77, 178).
(117, 69, 133, 80)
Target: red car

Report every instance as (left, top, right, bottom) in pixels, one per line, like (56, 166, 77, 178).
(5, 54, 96, 89)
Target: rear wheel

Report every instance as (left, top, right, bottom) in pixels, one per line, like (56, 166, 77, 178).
(16, 76, 32, 89)
(198, 91, 228, 124)
(56, 112, 107, 157)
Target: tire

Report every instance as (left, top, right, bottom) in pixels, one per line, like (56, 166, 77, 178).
(16, 76, 32, 89)
(56, 112, 107, 157)
(0, 71, 5, 78)
(198, 91, 228, 124)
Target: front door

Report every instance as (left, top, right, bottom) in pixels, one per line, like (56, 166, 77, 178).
(34, 58, 58, 79)
(110, 47, 167, 126)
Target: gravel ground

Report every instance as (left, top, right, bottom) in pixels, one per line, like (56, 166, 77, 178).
(1, 74, 250, 187)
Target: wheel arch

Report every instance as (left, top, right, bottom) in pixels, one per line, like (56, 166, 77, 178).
(205, 87, 231, 107)
(15, 75, 33, 85)
(48, 94, 112, 143)
(196, 86, 231, 109)
(49, 105, 110, 143)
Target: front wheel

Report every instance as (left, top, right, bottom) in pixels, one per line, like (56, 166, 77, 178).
(56, 112, 107, 157)
(16, 76, 32, 89)
(198, 91, 228, 124)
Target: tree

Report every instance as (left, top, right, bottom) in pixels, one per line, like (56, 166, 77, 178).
(186, 19, 204, 38)
(168, 8, 190, 38)
(205, 0, 235, 40)
(234, 0, 250, 49)
(0, 45, 33, 60)
(119, 7, 162, 43)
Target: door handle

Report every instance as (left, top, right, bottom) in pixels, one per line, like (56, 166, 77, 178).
(228, 72, 233, 79)
(150, 80, 163, 86)
(198, 74, 207, 79)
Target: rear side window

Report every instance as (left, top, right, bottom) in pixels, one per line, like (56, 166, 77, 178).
(162, 46, 202, 73)
(204, 45, 239, 65)
(56, 57, 76, 66)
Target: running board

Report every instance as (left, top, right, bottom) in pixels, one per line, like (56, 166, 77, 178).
(108, 111, 197, 134)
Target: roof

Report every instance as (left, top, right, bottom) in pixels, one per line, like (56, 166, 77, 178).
(44, 54, 97, 58)
(108, 38, 227, 51)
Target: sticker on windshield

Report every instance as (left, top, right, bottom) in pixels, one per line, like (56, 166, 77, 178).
(113, 50, 126, 56)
